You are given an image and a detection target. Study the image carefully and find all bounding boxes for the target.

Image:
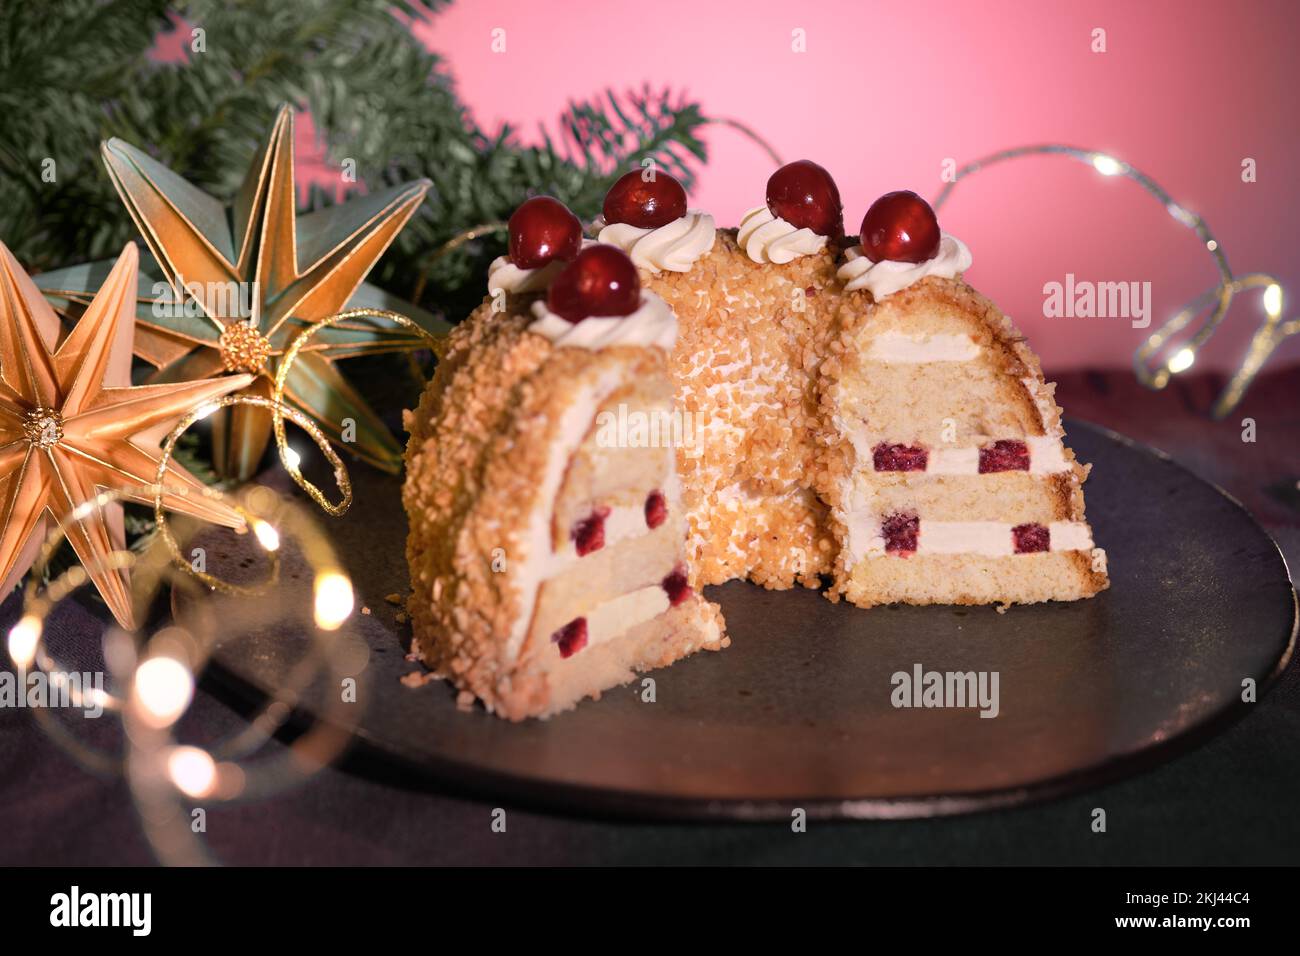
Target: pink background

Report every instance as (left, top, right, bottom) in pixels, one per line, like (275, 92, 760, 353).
(408, 0, 1298, 372)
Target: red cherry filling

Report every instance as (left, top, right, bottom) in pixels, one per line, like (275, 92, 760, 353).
(547, 245, 641, 322)
(508, 196, 583, 270)
(644, 490, 667, 529)
(882, 513, 919, 555)
(603, 169, 688, 229)
(766, 159, 843, 237)
(552, 617, 588, 658)
(873, 443, 929, 472)
(572, 506, 610, 556)
(1012, 523, 1050, 554)
(662, 566, 691, 607)
(859, 190, 941, 264)
(978, 440, 1030, 474)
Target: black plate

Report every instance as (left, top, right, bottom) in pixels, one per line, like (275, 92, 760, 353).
(188, 421, 1297, 820)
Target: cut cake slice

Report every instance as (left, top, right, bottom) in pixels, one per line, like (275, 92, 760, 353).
(403, 301, 726, 720)
(818, 276, 1109, 606)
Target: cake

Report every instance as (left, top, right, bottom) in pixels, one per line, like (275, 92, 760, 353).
(403, 226, 727, 721)
(404, 163, 1108, 719)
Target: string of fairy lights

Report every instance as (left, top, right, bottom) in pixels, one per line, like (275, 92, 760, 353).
(932, 144, 1298, 418)
(7, 308, 447, 865)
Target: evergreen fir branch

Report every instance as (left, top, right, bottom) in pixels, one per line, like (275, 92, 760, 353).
(0, 0, 718, 321)
(0, 0, 738, 592)
(381, 85, 712, 317)
(0, 0, 786, 614)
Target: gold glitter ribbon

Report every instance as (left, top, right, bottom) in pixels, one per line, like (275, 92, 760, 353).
(270, 308, 447, 517)
(139, 306, 445, 593)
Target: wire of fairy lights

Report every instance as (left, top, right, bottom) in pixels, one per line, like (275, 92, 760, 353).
(8, 306, 444, 864)
(269, 308, 448, 517)
(932, 144, 1299, 418)
(8, 481, 371, 865)
(151, 394, 345, 584)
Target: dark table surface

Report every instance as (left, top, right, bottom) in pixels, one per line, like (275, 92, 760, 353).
(2, 367, 1298, 866)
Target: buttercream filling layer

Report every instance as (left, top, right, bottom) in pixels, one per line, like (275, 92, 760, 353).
(844, 433, 1071, 476)
(846, 519, 1094, 560)
(575, 585, 672, 654)
(865, 331, 980, 362)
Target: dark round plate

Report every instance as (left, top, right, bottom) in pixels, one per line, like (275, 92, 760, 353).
(189, 421, 1296, 820)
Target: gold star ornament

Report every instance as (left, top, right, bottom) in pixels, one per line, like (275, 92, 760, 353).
(0, 242, 254, 630)
(91, 104, 432, 480)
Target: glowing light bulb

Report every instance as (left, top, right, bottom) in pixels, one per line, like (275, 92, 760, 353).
(1206, 240, 1218, 252)
(133, 656, 194, 728)
(314, 571, 354, 631)
(1092, 154, 1123, 177)
(7, 615, 41, 668)
(1264, 283, 1283, 318)
(167, 746, 217, 799)
(252, 519, 281, 552)
(1168, 348, 1195, 374)
(284, 446, 302, 470)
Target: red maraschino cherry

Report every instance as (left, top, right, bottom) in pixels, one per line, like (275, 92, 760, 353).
(765, 159, 843, 237)
(859, 190, 941, 263)
(602, 169, 688, 229)
(508, 196, 583, 269)
(547, 245, 641, 322)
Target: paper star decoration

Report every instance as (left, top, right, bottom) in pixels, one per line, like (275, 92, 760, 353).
(89, 104, 431, 480)
(0, 242, 253, 630)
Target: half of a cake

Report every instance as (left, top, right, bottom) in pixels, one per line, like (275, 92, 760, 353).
(403, 235, 726, 720)
(818, 194, 1109, 607)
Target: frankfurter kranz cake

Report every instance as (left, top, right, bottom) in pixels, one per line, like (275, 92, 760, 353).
(595, 166, 843, 591)
(404, 168, 1107, 719)
(819, 190, 1108, 606)
(403, 220, 727, 720)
